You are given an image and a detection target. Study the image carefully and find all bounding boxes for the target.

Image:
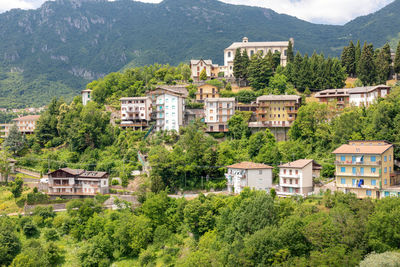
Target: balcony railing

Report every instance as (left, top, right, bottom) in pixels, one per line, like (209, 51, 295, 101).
(284, 103, 295, 107)
(287, 109, 298, 114)
(336, 172, 380, 177)
(335, 160, 381, 166)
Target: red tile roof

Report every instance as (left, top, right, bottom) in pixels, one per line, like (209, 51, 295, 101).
(332, 143, 393, 154)
(227, 162, 273, 169)
(13, 115, 40, 121)
(278, 159, 313, 169)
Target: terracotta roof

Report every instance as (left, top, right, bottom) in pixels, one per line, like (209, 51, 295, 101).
(227, 162, 273, 169)
(279, 159, 313, 169)
(13, 115, 40, 121)
(48, 168, 85, 176)
(332, 143, 393, 154)
(256, 95, 301, 102)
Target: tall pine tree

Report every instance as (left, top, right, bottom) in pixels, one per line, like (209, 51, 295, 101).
(347, 41, 356, 77)
(355, 40, 361, 76)
(233, 48, 243, 80)
(241, 49, 250, 81)
(358, 43, 377, 86)
(375, 43, 392, 84)
(287, 40, 294, 63)
(394, 41, 400, 78)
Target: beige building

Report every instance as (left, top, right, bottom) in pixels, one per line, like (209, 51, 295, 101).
(204, 97, 235, 132)
(333, 140, 394, 199)
(250, 95, 301, 128)
(196, 84, 220, 103)
(48, 168, 109, 197)
(225, 162, 274, 194)
(190, 59, 219, 80)
(223, 37, 293, 77)
(0, 115, 40, 138)
(147, 86, 188, 132)
(278, 159, 322, 197)
(120, 97, 152, 130)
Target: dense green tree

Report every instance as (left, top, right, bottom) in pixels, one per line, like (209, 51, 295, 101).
(11, 177, 23, 198)
(247, 52, 273, 90)
(227, 113, 250, 139)
(0, 217, 21, 266)
(375, 43, 392, 84)
(355, 40, 362, 75)
(0, 149, 12, 183)
(287, 40, 294, 63)
(358, 43, 377, 85)
(233, 48, 243, 80)
(341, 41, 356, 77)
(199, 69, 207, 81)
(395, 41, 400, 77)
(3, 124, 25, 155)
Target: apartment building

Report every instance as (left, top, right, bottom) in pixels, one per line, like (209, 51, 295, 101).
(204, 97, 235, 132)
(119, 97, 152, 130)
(190, 59, 219, 80)
(196, 84, 220, 102)
(315, 85, 390, 108)
(333, 140, 394, 199)
(223, 37, 293, 77)
(251, 95, 301, 128)
(147, 86, 188, 132)
(81, 89, 92, 106)
(225, 162, 274, 194)
(0, 115, 40, 138)
(48, 168, 109, 197)
(278, 159, 322, 197)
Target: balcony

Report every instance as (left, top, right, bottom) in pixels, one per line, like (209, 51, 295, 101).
(256, 109, 268, 115)
(280, 173, 300, 178)
(284, 102, 295, 107)
(258, 103, 269, 108)
(336, 172, 380, 178)
(335, 160, 381, 166)
(287, 109, 298, 114)
(288, 117, 295, 121)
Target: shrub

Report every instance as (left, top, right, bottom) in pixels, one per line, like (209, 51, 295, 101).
(111, 179, 119, 186)
(43, 228, 59, 241)
(23, 222, 39, 237)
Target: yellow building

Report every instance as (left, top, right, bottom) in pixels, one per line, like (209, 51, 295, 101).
(254, 95, 301, 127)
(333, 140, 394, 199)
(196, 84, 220, 103)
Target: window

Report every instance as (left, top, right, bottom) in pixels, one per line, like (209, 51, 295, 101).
(385, 191, 389, 197)
(295, 179, 298, 184)
(371, 167, 376, 173)
(360, 167, 364, 175)
(384, 167, 387, 173)
(389, 155, 392, 161)
(352, 179, 357, 186)
(341, 178, 346, 184)
(283, 169, 286, 174)
(295, 170, 298, 175)
(341, 156, 346, 161)
(390, 167, 392, 173)
(384, 156, 387, 162)
(228, 52, 231, 57)
(352, 167, 356, 174)
(289, 170, 292, 175)
(366, 190, 371, 196)
(371, 180, 376, 186)
(284, 179, 286, 184)
(259, 170, 262, 174)
(371, 156, 376, 162)
(384, 179, 387, 185)
(250, 50, 254, 56)
(341, 167, 346, 173)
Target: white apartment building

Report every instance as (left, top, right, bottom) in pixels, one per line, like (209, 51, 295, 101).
(225, 162, 274, 194)
(0, 115, 40, 138)
(204, 97, 235, 132)
(81, 89, 92, 106)
(349, 85, 390, 107)
(120, 97, 152, 130)
(148, 86, 188, 132)
(278, 159, 321, 197)
(223, 37, 293, 77)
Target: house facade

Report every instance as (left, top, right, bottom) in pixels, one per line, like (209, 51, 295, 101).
(315, 85, 390, 108)
(204, 97, 235, 132)
(81, 89, 92, 106)
(225, 162, 274, 194)
(333, 140, 394, 199)
(278, 159, 321, 197)
(196, 84, 220, 102)
(251, 95, 301, 128)
(148, 86, 188, 132)
(120, 97, 152, 130)
(223, 37, 293, 77)
(0, 115, 41, 138)
(48, 168, 109, 197)
(190, 59, 219, 80)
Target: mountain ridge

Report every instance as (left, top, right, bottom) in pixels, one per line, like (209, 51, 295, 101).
(0, 0, 399, 108)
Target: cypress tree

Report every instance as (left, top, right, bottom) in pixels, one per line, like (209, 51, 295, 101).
(241, 49, 250, 81)
(375, 44, 392, 84)
(341, 46, 350, 75)
(358, 43, 377, 86)
(348, 41, 356, 77)
(394, 41, 400, 77)
(355, 40, 361, 76)
(287, 40, 294, 63)
(233, 48, 243, 80)
(292, 52, 303, 88)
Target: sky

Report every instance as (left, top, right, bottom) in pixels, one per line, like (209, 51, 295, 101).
(0, 0, 395, 25)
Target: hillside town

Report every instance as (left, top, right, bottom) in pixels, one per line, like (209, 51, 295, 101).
(2, 9, 400, 264)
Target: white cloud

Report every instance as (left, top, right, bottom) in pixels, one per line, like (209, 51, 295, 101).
(0, 0, 395, 25)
